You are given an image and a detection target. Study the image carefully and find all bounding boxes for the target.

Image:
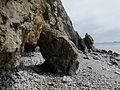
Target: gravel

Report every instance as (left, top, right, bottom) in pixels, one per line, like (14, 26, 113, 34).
(0, 51, 120, 90)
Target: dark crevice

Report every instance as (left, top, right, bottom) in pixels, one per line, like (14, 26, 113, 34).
(43, 8, 50, 21)
(10, 23, 20, 29)
(1, 14, 7, 25)
(5, 0, 10, 6)
(24, 43, 37, 52)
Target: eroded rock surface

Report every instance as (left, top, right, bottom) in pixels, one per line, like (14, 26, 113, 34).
(37, 25, 79, 75)
(0, 0, 46, 70)
(0, 0, 81, 74)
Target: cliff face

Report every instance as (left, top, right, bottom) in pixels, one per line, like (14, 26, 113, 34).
(42, 0, 79, 45)
(0, 0, 82, 74)
(0, 0, 44, 69)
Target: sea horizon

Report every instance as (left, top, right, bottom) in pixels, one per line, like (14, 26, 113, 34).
(95, 42, 120, 54)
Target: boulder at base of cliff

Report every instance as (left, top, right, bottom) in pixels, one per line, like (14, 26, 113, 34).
(37, 25, 79, 75)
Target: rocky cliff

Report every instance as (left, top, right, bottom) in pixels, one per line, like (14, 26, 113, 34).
(1, 0, 120, 89)
(0, 0, 84, 75)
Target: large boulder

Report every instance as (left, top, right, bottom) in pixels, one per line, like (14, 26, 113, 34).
(37, 25, 79, 75)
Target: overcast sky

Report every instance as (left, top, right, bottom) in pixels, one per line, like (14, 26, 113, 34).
(61, 0, 120, 43)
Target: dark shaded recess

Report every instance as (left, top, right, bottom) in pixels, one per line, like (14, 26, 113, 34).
(5, 0, 10, 5)
(39, 60, 60, 74)
(37, 32, 61, 73)
(43, 7, 50, 21)
(10, 23, 20, 29)
(0, 52, 13, 66)
(24, 43, 36, 52)
(0, 51, 19, 69)
(28, 0, 33, 4)
(22, 14, 32, 23)
(46, 0, 55, 7)
(1, 14, 7, 25)
(75, 32, 86, 52)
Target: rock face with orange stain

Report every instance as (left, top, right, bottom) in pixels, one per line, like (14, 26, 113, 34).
(0, 0, 82, 75)
(0, 0, 45, 70)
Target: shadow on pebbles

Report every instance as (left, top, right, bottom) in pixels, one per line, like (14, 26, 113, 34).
(0, 52, 120, 90)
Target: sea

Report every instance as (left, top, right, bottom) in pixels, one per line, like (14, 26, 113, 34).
(95, 42, 120, 54)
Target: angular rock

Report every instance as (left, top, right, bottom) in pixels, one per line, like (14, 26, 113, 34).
(108, 50, 113, 55)
(101, 50, 108, 54)
(37, 25, 79, 75)
(115, 71, 120, 75)
(84, 33, 95, 51)
(113, 52, 119, 57)
(110, 59, 118, 66)
(93, 56, 100, 60)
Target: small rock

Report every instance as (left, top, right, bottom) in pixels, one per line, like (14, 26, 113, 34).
(35, 46, 40, 52)
(115, 71, 120, 75)
(93, 56, 99, 60)
(115, 57, 120, 61)
(92, 52, 98, 55)
(110, 56, 114, 59)
(101, 50, 108, 54)
(62, 76, 72, 83)
(87, 66, 92, 69)
(110, 59, 118, 66)
(113, 52, 119, 57)
(107, 62, 112, 66)
(83, 56, 89, 59)
(47, 82, 54, 86)
(108, 50, 113, 55)
(34, 78, 39, 82)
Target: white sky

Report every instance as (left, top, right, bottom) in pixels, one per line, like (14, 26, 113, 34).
(61, 0, 120, 43)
